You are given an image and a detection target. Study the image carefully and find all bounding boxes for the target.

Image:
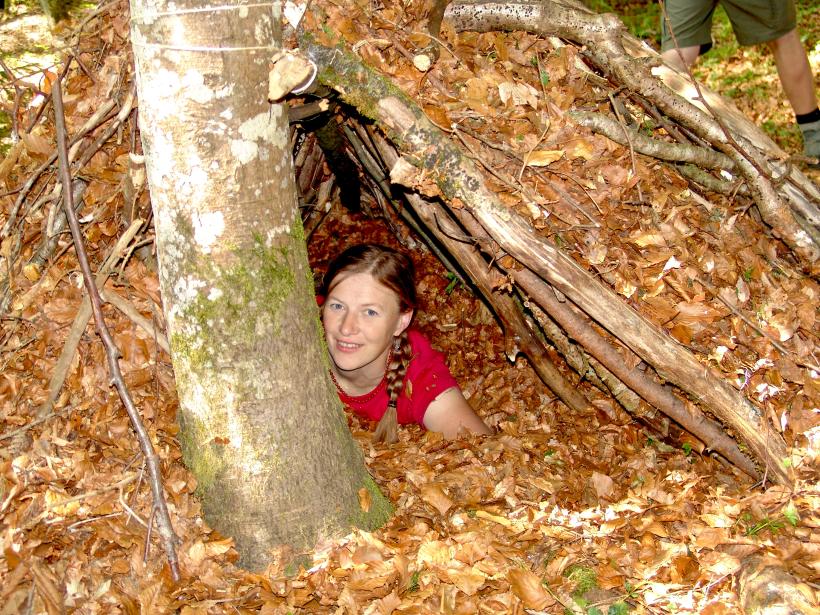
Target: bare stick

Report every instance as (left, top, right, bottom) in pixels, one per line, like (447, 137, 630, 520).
(100, 288, 170, 354)
(51, 73, 181, 582)
(29, 219, 145, 419)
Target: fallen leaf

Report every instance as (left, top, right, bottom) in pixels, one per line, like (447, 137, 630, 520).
(524, 149, 564, 166)
(358, 486, 372, 512)
(420, 483, 453, 515)
(591, 471, 615, 499)
(507, 568, 554, 609)
(698, 551, 741, 577)
(497, 81, 539, 108)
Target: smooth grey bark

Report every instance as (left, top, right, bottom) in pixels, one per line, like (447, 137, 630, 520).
(130, 0, 390, 569)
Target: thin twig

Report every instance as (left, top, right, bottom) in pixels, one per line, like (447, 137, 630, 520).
(18, 475, 138, 532)
(52, 72, 181, 582)
(608, 92, 643, 202)
(696, 276, 820, 373)
(0, 405, 75, 442)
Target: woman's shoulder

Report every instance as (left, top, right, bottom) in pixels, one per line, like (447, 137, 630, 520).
(407, 328, 436, 352)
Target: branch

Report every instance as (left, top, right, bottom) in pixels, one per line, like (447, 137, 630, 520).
(51, 74, 181, 582)
(569, 110, 735, 171)
(513, 269, 758, 478)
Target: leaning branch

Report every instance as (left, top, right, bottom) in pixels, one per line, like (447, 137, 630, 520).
(51, 74, 181, 581)
(569, 110, 734, 171)
(354, 122, 591, 413)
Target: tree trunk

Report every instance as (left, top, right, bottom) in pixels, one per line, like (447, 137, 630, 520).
(129, 0, 390, 569)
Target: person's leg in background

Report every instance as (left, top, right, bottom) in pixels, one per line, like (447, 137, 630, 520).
(725, 0, 819, 163)
(660, 0, 717, 70)
(769, 29, 820, 163)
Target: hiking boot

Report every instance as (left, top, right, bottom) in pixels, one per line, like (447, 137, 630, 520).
(799, 119, 820, 168)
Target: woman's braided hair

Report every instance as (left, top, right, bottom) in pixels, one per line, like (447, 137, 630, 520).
(322, 244, 417, 443)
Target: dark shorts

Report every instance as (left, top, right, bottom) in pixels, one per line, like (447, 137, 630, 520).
(661, 0, 797, 51)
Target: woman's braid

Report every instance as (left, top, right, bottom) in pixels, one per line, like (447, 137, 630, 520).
(373, 330, 412, 443)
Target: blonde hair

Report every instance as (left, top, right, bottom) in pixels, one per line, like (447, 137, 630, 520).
(322, 245, 416, 443)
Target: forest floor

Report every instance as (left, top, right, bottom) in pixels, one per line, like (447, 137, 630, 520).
(1, 1, 819, 614)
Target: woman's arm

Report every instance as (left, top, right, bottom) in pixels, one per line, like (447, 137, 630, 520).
(422, 387, 492, 438)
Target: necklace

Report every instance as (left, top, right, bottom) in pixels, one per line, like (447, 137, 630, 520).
(329, 348, 393, 403)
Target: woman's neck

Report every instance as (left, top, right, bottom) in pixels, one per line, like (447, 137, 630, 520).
(331, 346, 391, 395)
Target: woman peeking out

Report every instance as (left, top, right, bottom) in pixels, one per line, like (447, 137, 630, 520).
(320, 244, 492, 442)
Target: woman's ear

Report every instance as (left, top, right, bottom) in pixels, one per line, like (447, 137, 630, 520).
(394, 309, 413, 335)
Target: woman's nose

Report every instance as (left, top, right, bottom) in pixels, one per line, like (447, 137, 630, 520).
(339, 311, 357, 335)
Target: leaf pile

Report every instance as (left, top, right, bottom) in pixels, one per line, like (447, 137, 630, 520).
(1, 1, 819, 613)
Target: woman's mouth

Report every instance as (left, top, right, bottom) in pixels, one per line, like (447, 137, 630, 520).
(336, 340, 361, 353)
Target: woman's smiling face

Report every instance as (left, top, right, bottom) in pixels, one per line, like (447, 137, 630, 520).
(322, 272, 413, 376)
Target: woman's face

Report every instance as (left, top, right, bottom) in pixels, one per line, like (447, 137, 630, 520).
(322, 272, 413, 375)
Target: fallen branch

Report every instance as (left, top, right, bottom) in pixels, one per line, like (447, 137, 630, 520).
(364, 123, 665, 428)
(569, 110, 734, 170)
(443, 194, 753, 472)
(513, 268, 758, 478)
(409, 193, 591, 413)
(0, 97, 117, 240)
(52, 74, 180, 582)
(26, 219, 145, 418)
(100, 287, 170, 355)
(345, 119, 591, 412)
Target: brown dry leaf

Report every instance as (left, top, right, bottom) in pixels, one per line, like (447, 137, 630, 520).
(0, 141, 23, 180)
(565, 137, 596, 160)
(420, 483, 453, 515)
(507, 568, 555, 609)
(44, 488, 81, 516)
(701, 601, 735, 615)
(673, 300, 724, 325)
(21, 132, 52, 156)
(358, 486, 372, 513)
(698, 551, 742, 577)
(30, 563, 64, 615)
(446, 563, 486, 595)
(424, 104, 451, 128)
(138, 578, 173, 614)
(374, 589, 401, 614)
(497, 81, 539, 109)
(630, 230, 668, 248)
(463, 77, 493, 115)
(591, 471, 615, 500)
(417, 540, 454, 566)
(524, 149, 565, 166)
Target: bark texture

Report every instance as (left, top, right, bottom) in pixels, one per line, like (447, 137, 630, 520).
(130, 0, 389, 569)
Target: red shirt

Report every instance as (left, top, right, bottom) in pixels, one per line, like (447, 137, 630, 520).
(335, 329, 459, 426)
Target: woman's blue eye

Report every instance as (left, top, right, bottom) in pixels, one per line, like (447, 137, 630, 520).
(328, 302, 343, 311)
(365, 309, 379, 317)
